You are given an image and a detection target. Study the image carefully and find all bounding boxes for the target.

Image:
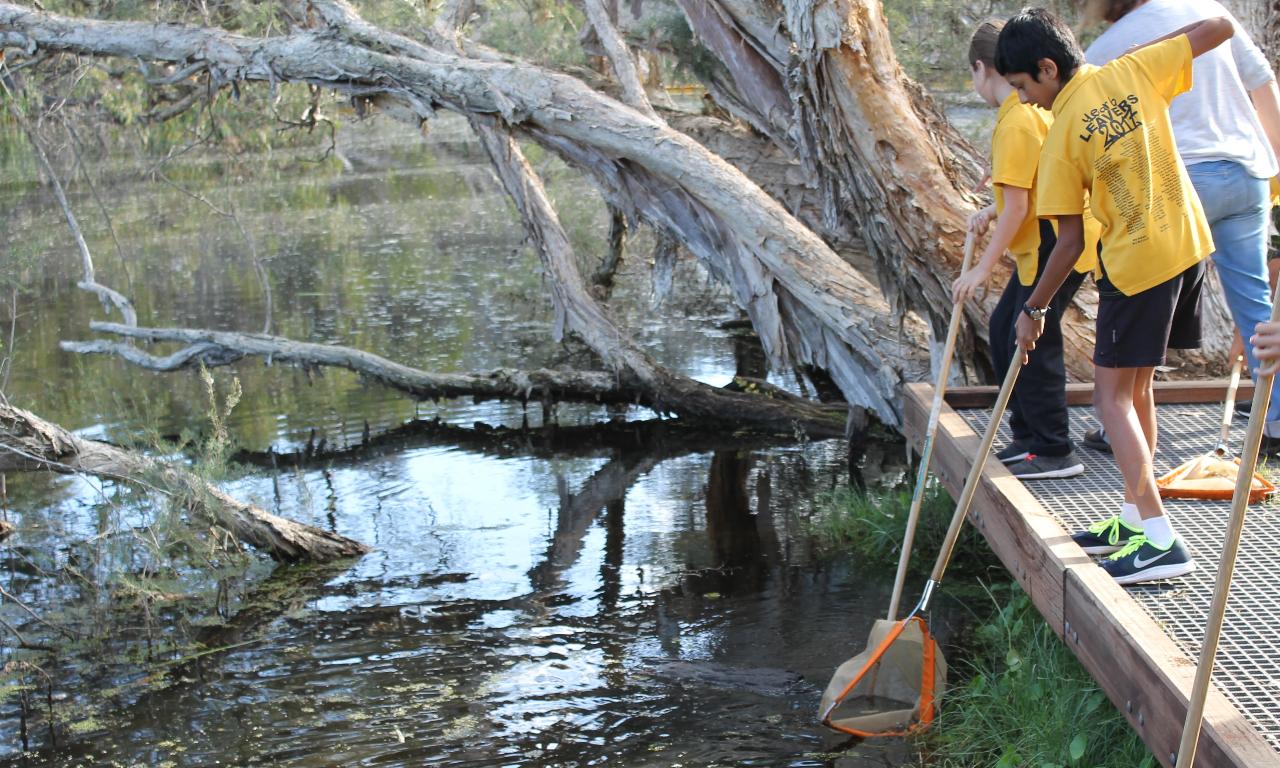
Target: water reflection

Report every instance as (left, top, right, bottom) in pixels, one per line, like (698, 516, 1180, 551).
(0, 114, 918, 766)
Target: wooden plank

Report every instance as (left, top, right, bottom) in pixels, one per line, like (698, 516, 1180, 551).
(1063, 567, 1277, 768)
(943, 379, 1255, 409)
(904, 382, 1279, 768)
(903, 384, 1091, 634)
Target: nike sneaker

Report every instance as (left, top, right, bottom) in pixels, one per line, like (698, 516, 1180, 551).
(1071, 515, 1142, 555)
(1101, 535, 1196, 586)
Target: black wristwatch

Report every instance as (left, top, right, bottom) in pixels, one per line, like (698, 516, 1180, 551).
(1022, 303, 1049, 320)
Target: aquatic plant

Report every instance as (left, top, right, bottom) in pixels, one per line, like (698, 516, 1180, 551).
(811, 483, 987, 573)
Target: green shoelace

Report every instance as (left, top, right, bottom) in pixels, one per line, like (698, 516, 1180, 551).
(1108, 534, 1150, 561)
(1087, 515, 1138, 546)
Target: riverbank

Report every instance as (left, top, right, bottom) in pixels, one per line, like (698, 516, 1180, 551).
(816, 488, 1156, 767)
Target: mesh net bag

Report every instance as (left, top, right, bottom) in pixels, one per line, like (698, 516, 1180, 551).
(1157, 455, 1277, 503)
(819, 616, 948, 737)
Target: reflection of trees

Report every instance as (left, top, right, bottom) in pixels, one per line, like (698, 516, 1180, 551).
(527, 452, 658, 592)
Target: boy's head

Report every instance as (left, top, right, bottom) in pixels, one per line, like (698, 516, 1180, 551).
(995, 8, 1085, 110)
(968, 19, 1005, 106)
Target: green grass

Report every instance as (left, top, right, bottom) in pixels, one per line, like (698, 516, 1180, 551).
(812, 483, 987, 574)
(925, 587, 1155, 768)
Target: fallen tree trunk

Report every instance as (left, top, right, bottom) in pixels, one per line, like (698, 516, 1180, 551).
(61, 322, 855, 436)
(0, 403, 370, 562)
(0, 1, 926, 424)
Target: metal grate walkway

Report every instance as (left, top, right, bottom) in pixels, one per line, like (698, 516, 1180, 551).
(960, 403, 1280, 754)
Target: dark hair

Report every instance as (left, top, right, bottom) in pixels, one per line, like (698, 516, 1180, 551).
(968, 19, 1005, 68)
(995, 8, 1085, 81)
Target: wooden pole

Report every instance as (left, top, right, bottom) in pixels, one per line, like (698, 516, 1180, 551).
(887, 231, 975, 620)
(927, 345, 1022, 589)
(1175, 288, 1280, 767)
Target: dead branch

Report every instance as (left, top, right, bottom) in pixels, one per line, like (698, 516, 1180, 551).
(0, 403, 369, 562)
(0, 72, 136, 327)
(61, 322, 853, 436)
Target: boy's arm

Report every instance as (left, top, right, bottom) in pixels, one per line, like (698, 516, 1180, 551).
(1014, 214, 1084, 360)
(953, 187, 1028, 304)
(1131, 17, 1233, 57)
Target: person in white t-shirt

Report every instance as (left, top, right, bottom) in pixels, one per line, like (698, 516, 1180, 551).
(1085, 0, 1280, 453)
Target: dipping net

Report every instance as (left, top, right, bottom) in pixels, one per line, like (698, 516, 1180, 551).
(1157, 454, 1277, 504)
(818, 616, 947, 737)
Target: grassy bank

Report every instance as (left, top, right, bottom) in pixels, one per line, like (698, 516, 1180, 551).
(815, 487, 1153, 767)
(928, 587, 1155, 768)
(811, 482, 987, 574)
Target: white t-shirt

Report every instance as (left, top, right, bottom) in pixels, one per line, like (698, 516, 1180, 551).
(1085, 0, 1278, 179)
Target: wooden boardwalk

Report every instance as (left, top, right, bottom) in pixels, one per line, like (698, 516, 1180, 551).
(903, 381, 1280, 768)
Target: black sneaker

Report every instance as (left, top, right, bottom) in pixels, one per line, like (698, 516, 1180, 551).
(1071, 515, 1142, 555)
(1082, 427, 1111, 454)
(995, 441, 1030, 464)
(1101, 535, 1196, 585)
(1007, 452, 1084, 480)
(1236, 400, 1252, 418)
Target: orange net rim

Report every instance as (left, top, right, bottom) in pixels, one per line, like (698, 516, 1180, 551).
(1156, 456, 1278, 504)
(820, 615, 938, 738)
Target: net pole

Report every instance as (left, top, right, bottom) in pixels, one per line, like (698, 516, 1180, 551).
(887, 231, 975, 620)
(1175, 286, 1280, 768)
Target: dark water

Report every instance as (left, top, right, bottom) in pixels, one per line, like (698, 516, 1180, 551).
(0, 114, 922, 766)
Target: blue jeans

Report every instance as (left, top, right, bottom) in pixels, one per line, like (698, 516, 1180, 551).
(1186, 160, 1277, 425)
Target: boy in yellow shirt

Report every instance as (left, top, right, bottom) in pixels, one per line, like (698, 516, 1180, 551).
(996, 8, 1232, 585)
(955, 19, 1097, 480)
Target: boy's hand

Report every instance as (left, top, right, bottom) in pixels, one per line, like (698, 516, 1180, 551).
(1016, 311, 1043, 364)
(968, 205, 996, 236)
(951, 265, 992, 305)
(1252, 321, 1280, 375)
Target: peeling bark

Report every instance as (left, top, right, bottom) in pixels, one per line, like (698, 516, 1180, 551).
(0, 1, 926, 424)
(0, 404, 369, 562)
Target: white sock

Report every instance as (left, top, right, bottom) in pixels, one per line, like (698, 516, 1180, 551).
(1141, 514, 1176, 549)
(1119, 503, 1141, 529)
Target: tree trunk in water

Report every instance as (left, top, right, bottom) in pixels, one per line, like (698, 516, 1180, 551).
(0, 404, 370, 562)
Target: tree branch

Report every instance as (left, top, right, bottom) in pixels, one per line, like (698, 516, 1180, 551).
(61, 322, 853, 436)
(582, 0, 657, 118)
(0, 403, 370, 562)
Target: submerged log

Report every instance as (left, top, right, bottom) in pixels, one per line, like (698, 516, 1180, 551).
(0, 404, 370, 562)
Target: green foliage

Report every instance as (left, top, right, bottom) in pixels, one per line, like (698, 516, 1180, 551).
(811, 482, 986, 573)
(472, 0, 589, 69)
(882, 0, 1090, 94)
(926, 587, 1155, 768)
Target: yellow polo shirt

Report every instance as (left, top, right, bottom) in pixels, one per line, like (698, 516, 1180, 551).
(1037, 35, 1212, 296)
(993, 93, 1099, 286)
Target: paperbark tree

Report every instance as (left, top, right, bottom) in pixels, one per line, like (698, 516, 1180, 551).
(1, 0, 931, 428)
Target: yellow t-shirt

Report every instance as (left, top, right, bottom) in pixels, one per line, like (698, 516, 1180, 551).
(993, 93, 1099, 286)
(1037, 35, 1212, 296)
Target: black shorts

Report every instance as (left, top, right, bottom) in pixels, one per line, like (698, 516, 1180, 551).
(1094, 260, 1204, 369)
